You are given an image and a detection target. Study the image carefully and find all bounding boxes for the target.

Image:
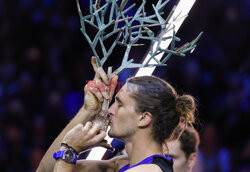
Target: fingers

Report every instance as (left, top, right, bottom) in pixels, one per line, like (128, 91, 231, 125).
(86, 124, 113, 151)
(88, 124, 106, 145)
(89, 123, 102, 136)
(92, 130, 106, 144)
(91, 75, 118, 102)
(91, 56, 98, 73)
(83, 121, 93, 131)
(82, 122, 106, 144)
(91, 56, 109, 85)
(95, 82, 109, 100)
(86, 81, 107, 101)
(89, 57, 118, 102)
(91, 56, 101, 81)
(63, 122, 110, 153)
(93, 90, 104, 102)
(98, 67, 109, 85)
(99, 139, 115, 152)
(110, 75, 118, 101)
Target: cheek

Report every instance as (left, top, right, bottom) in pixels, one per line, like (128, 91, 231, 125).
(115, 108, 137, 130)
(110, 103, 119, 113)
(112, 107, 125, 125)
(116, 108, 130, 125)
(173, 157, 188, 171)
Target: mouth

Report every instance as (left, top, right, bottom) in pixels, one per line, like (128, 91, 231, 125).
(106, 114, 111, 125)
(107, 114, 112, 126)
(108, 119, 112, 126)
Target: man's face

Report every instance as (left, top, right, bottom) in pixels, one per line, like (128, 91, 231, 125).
(107, 83, 139, 140)
(166, 140, 190, 172)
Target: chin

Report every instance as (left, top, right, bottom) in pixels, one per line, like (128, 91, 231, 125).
(108, 130, 121, 139)
(108, 130, 115, 138)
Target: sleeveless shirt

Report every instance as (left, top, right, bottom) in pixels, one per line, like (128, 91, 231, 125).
(118, 154, 173, 172)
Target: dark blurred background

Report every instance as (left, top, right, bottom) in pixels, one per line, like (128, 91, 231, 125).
(0, 0, 249, 171)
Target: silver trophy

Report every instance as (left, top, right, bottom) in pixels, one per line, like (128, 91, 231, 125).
(76, 0, 203, 131)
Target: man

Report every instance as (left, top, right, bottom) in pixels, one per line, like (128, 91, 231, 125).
(163, 126, 200, 172)
(37, 57, 196, 172)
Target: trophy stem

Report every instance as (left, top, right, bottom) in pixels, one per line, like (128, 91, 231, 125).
(92, 66, 113, 131)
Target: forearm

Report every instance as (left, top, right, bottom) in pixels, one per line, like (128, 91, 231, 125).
(54, 159, 74, 172)
(37, 107, 95, 172)
(53, 147, 76, 172)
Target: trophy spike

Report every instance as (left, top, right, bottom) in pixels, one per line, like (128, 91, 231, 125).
(77, 0, 202, 132)
(82, 0, 201, 160)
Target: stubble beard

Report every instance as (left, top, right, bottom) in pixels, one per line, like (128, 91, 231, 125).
(108, 128, 118, 139)
(108, 127, 136, 141)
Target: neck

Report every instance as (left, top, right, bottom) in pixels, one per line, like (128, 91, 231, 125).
(124, 132, 163, 167)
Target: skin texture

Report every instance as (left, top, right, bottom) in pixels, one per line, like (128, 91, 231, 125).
(166, 140, 196, 172)
(38, 57, 165, 172)
(37, 57, 119, 172)
(108, 84, 140, 140)
(53, 122, 107, 172)
(37, 107, 97, 172)
(62, 122, 106, 153)
(125, 164, 162, 172)
(52, 84, 164, 172)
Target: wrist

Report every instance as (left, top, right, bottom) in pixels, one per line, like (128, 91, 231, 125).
(56, 158, 75, 168)
(59, 146, 67, 151)
(53, 149, 78, 165)
(80, 106, 97, 117)
(53, 144, 78, 165)
(60, 143, 79, 155)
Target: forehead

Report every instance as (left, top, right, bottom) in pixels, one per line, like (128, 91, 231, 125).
(115, 83, 134, 101)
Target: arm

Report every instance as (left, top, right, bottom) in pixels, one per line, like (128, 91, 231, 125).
(53, 159, 116, 172)
(74, 155, 128, 172)
(37, 108, 95, 172)
(53, 122, 126, 172)
(37, 57, 118, 172)
(53, 122, 106, 172)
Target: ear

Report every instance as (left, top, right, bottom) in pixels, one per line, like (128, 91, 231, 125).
(187, 153, 197, 169)
(162, 140, 168, 154)
(137, 112, 152, 127)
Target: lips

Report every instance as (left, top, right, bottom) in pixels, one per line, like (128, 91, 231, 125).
(109, 119, 112, 126)
(109, 118, 113, 127)
(107, 114, 112, 126)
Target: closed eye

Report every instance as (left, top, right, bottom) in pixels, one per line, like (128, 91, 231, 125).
(115, 96, 123, 107)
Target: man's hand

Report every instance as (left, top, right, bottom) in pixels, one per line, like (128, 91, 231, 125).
(37, 57, 117, 172)
(62, 122, 107, 153)
(83, 56, 118, 114)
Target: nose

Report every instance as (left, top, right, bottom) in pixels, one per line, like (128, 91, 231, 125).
(108, 103, 115, 116)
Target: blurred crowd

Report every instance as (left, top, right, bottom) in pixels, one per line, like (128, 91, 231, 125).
(0, 0, 249, 171)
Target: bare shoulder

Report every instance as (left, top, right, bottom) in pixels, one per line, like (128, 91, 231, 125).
(125, 164, 162, 172)
(73, 155, 129, 172)
(113, 155, 129, 171)
(74, 159, 115, 172)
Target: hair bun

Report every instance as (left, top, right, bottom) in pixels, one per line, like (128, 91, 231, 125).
(175, 95, 196, 123)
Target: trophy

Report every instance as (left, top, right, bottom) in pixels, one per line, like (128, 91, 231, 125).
(76, 0, 203, 132)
